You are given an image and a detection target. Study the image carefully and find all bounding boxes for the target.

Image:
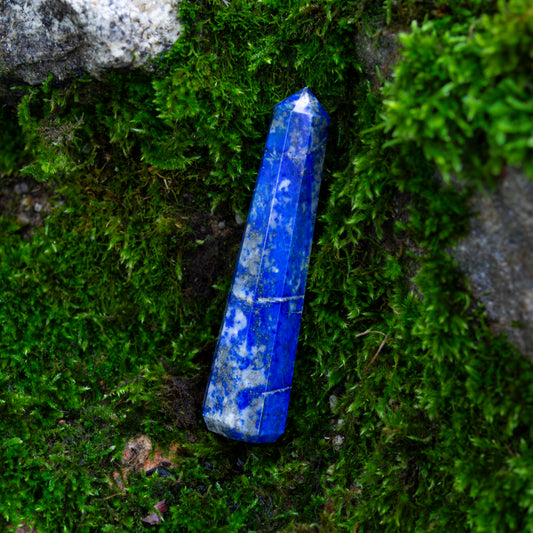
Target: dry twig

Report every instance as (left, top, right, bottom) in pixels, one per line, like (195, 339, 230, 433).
(355, 330, 388, 371)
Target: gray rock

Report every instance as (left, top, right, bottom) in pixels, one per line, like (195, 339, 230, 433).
(0, 0, 182, 85)
(14, 182, 29, 195)
(451, 168, 533, 357)
(355, 25, 399, 89)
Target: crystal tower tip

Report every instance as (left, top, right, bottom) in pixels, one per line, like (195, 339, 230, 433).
(280, 87, 329, 119)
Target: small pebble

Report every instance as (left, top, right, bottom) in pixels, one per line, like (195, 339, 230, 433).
(17, 213, 30, 225)
(14, 182, 29, 194)
(20, 196, 32, 208)
(145, 466, 173, 478)
(34, 202, 43, 213)
(218, 221, 225, 230)
(329, 394, 338, 412)
(332, 435, 345, 450)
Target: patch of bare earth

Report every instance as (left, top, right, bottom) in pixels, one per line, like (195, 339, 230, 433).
(0, 176, 57, 238)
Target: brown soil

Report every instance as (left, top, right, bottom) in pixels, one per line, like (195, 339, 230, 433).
(0, 175, 56, 238)
(181, 209, 242, 304)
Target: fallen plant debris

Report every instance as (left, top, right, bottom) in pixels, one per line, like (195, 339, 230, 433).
(111, 435, 179, 491)
(141, 500, 169, 526)
(355, 330, 388, 371)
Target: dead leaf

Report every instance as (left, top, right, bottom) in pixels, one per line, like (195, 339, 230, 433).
(141, 500, 169, 525)
(110, 435, 179, 490)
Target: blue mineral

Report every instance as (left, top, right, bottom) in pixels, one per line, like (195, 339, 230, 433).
(202, 87, 329, 443)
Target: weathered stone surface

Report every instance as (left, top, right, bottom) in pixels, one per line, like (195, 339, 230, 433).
(0, 0, 182, 85)
(451, 167, 533, 357)
(355, 26, 399, 89)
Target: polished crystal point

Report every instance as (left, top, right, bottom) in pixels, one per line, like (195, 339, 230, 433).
(202, 87, 329, 443)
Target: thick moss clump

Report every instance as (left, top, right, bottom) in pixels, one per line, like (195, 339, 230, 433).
(384, 1, 533, 182)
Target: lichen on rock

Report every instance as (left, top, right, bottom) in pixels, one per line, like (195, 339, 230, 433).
(0, 0, 182, 84)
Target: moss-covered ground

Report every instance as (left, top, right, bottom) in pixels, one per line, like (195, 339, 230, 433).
(2, 0, 533, 531)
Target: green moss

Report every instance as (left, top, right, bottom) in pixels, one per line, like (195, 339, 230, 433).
(0, 105, 26, 175)
(1, 0, 533, 531)
(383, 0, 533, 183)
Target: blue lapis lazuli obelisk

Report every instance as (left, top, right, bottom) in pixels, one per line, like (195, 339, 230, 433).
(202, 87, 329, 443)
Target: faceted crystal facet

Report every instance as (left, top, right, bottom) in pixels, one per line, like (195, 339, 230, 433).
(202, 87, 329, 443)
